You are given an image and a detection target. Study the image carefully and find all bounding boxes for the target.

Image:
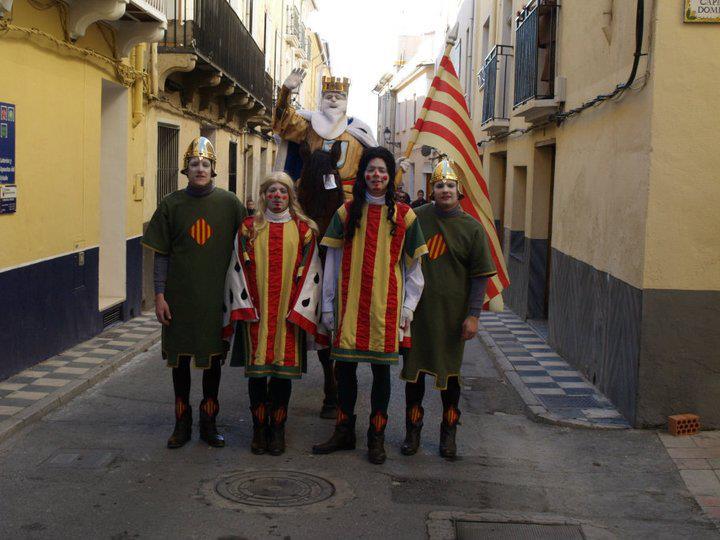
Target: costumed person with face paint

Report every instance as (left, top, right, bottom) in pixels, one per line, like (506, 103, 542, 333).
(142, 137, 246, 449)
(222, 172, 326, 456)
(400, 159, 496, 459)
(312, 146, 428, 464)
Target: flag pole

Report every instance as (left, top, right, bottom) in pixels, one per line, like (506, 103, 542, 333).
(395, 30, 458, 187)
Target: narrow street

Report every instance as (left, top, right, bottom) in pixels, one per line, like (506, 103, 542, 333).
(0, 337, 715, 539)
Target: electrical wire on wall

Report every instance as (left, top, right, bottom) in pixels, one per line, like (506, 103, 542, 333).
(0, 18, 143, 87)
(478, 0, 648, 148)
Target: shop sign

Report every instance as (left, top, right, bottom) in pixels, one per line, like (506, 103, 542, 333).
(0, 101, 16, 214)
(685, 0, 720, 22)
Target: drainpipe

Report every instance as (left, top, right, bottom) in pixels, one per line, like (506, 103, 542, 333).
(149, 43, 159, 96)
(132, 43, 146, 127)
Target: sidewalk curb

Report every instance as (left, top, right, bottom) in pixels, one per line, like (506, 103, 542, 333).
(477, 330, 628, 431)
(0, 330, 160, 445)
(426, 510, 618, 540)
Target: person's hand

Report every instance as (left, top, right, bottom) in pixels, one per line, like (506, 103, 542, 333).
(397, 156, 410, 173)
(321, 311, 335, 332)
(283, 68, 306, 91)
(155, 294, 172, 326)
(400, 306, 413, 332)
(461, 315, 479, 340)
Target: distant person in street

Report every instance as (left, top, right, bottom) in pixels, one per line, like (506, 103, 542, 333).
(142, 136, 246, 449)
(312, 146, 427, 464)
(246, 198, 256, 216)
(222, 171, 326, 456)
(411, 189, 427, 208)
(400, 158, 496, 459)
(395, 186, 412, 204)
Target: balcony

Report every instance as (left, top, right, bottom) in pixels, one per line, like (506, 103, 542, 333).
(285, 6, 301, 48)
(159, 0, 270, 123)
(512, 0, 564, 124)
(62, 0, 167, 57)
(480, 44, 513, 134)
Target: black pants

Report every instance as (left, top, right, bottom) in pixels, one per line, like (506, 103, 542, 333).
(336, 361, 391, 416)
(248, 377, 292, 410)
(172, 357, 222, 403)
(405, 373, 461, 412)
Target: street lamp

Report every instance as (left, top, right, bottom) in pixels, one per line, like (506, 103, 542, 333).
(383, 127, 401, 150)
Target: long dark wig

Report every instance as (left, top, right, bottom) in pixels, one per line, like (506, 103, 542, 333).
(346, 146, 398, 241)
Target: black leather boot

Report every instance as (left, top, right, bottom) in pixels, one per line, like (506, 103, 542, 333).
(250, 403, 268, 455)
(268, 406, 287, 456)
(167, 399, 192, 449)
(318, 351, 338, 420)
(367, 411, 388, 465)
(312, 411, 356, 454)
(199, 398, 225, 448)
(439, 406, 461, 459)
(400, 405, 424, 456)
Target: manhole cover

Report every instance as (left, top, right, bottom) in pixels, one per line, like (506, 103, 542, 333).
(215, 470, 335, 508)
(455, 521, 584, 540)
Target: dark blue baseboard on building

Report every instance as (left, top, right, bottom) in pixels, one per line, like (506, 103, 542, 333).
(0, 249, 100, 380)
(123, 236, 143, 320)
(0, 239, 144, 380)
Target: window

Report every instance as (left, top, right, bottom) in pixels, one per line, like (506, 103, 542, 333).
(156, 124, 179, 204)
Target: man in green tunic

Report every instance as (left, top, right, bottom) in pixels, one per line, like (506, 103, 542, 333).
(142, 136, 246, 449)
(400, 158, 496, 459)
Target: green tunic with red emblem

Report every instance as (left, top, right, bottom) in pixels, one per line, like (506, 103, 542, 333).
(142, 188, 246, 368)
(401, 204, 496, 389)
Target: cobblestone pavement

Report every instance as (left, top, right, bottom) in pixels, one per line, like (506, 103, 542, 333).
(0, 315, 159, 442)
(479, 310, 631, 429)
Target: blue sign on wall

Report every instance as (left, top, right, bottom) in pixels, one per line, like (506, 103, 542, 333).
(0, 101, 16, 214)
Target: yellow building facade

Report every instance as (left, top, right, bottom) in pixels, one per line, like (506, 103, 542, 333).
(0, 0, 330, 380)
(0, 0, 167, 378)
(470, 0, 720, 427)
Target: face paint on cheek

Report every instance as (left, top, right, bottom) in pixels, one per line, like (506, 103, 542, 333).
(365, 173, 372, 182)
(381, 174, 388, 182)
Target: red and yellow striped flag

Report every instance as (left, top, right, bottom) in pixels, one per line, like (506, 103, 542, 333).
(404, 51, 510, 311)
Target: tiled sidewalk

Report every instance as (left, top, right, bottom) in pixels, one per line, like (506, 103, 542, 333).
(478, 310, 631, 429)
(0, 314, 160, 442)
(659, 431, 720, 527)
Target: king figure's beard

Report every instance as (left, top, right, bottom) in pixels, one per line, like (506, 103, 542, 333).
(321, 107, 346, 126)
(311, 106, 349, 140)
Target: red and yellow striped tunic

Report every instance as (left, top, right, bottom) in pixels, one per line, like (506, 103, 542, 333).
(321, 202, 428, 364)
(241, 217, 315, 378)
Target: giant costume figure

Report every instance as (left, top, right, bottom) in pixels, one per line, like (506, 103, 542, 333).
(142, 137, 246, 449)
(273, 69, 377, 200)
(273, 70, 379, 420)
(400, 159, 496, 459)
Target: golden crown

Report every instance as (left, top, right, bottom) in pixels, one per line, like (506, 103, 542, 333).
(322, 76, 350, 94)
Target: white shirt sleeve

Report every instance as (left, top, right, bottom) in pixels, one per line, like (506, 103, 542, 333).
(402, 257, 425, 312)
(322, 246, 342, 313)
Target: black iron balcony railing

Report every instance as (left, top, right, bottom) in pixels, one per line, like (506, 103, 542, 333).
(513, 0, 559, 108)
(286, 5, 301, 42)
(160, 0, 267, 108)
(481, 44, 513, 125)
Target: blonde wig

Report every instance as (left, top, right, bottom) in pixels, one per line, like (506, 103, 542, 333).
(251, 171, 319, 239)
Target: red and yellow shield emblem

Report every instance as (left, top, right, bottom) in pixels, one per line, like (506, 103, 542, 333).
(426, 233, 447, 261)
(189, 218, 212, 246)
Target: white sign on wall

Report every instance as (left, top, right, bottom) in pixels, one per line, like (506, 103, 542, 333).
(685, 0, 720, 23)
